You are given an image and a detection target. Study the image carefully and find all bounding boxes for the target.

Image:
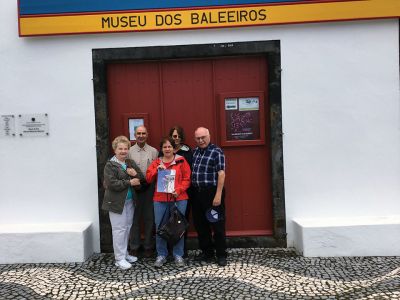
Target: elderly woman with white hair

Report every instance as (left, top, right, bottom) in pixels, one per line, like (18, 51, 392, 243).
(102, 135, 145, 270)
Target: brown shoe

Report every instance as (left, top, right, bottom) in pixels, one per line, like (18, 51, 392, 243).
(143, 249, 154, 258)
(129, 249, 139, 257)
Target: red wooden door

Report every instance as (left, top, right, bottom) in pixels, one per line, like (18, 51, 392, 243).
(107, 56, 273, 236)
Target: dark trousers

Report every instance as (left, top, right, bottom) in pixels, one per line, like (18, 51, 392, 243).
(192, 186, 227, 258)
(129, 185, 155, 251)
(183, 188, 193, 255)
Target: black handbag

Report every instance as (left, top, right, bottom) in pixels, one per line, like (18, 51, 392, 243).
(157, 202, 189, 246)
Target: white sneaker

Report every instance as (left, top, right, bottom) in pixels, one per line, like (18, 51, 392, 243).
(154, 256, 167, 268)
(174, 255, 185, 267)
(115, 259, 132, 270)
(126, 255, 138, 263)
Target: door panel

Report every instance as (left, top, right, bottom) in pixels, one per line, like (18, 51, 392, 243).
(107, 63, 162, 147)
(214, 56, 273, 235)
(161, 60, 215, 139)
(107, 56, 273, 236)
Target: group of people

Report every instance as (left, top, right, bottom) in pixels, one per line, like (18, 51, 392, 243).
(102, 125, 227, 270)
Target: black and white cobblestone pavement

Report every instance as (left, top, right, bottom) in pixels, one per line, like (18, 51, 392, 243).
(0, 248, 399, 299)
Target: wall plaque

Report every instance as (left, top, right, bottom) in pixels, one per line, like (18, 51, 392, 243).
(0, 115, 16, 137)
(17, 114, 49, 137)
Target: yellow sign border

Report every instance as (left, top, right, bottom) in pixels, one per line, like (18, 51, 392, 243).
(19, 0, 400, 36)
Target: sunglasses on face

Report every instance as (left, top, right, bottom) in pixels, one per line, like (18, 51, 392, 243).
(172, 135, 181, 138)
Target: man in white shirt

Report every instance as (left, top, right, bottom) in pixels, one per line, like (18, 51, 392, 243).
(128, 126, 158, 257)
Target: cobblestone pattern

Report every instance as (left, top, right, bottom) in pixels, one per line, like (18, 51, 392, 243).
(0, 249, 399, 299)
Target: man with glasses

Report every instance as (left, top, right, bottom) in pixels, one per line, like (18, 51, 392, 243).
(128, 126, 158, 258)
(191, 127, 227, 266)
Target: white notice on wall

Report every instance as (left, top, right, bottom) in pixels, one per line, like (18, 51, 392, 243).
(238, 97, 259, 111)
(17, 114, 49, 137)
(128, 118, 145, 141)
(225, 98, 238, 110)
(0, 115, 16, 137)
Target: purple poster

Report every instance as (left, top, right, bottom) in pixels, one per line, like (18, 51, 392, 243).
(225, 97, 260, 141)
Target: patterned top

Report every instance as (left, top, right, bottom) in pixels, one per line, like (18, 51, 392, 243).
(192, 143, 225, 187)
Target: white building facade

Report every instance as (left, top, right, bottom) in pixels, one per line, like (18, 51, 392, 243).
(0, 0, 399, 263)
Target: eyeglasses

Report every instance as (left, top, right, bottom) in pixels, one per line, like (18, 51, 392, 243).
(172, 134, 180, 138)
(195, 136, 208, 141)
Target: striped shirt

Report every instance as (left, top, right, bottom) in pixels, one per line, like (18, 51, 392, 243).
(192, 143, 225, 187)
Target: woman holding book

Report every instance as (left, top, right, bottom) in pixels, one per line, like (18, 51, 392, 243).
(169, 125, 193, 257)
(146, 137, 191, 268)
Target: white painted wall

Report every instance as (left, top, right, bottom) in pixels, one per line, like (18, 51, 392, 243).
(1, 0, 399, 257)
(280, 20, 400, 248)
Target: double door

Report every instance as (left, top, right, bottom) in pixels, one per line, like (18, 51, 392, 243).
(107, 55, 273, 236)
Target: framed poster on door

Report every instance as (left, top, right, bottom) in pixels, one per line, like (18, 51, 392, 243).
(218, 92, 266, 147)
(122, 113, 149, 143)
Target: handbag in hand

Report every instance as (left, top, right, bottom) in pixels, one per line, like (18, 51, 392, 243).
(157, 204, 189, 246)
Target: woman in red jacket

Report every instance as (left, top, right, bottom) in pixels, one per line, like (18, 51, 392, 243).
(146, 137, 191, 267)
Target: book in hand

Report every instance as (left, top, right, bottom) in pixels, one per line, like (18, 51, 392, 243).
(157, 169, 176, 193)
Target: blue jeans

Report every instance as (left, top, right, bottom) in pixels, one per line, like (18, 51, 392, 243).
(154, 200, 187, 258)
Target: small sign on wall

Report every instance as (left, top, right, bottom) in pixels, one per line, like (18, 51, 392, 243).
(0, 115, 16, 137)
(17, 114, 49, 137)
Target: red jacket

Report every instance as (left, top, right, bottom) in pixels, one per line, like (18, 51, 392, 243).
(146, 154, 191, 202)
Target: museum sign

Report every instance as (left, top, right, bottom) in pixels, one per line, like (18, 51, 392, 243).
(18, 0, 399, 36)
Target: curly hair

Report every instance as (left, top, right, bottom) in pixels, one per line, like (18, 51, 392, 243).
(111, 135, 131, 150)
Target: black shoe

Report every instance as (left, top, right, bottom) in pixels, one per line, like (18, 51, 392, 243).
(194, 252, 214, 262)
(217, 256, 227, 267)
(143, 249, 154, 258)
(129, 249, 139, 257)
